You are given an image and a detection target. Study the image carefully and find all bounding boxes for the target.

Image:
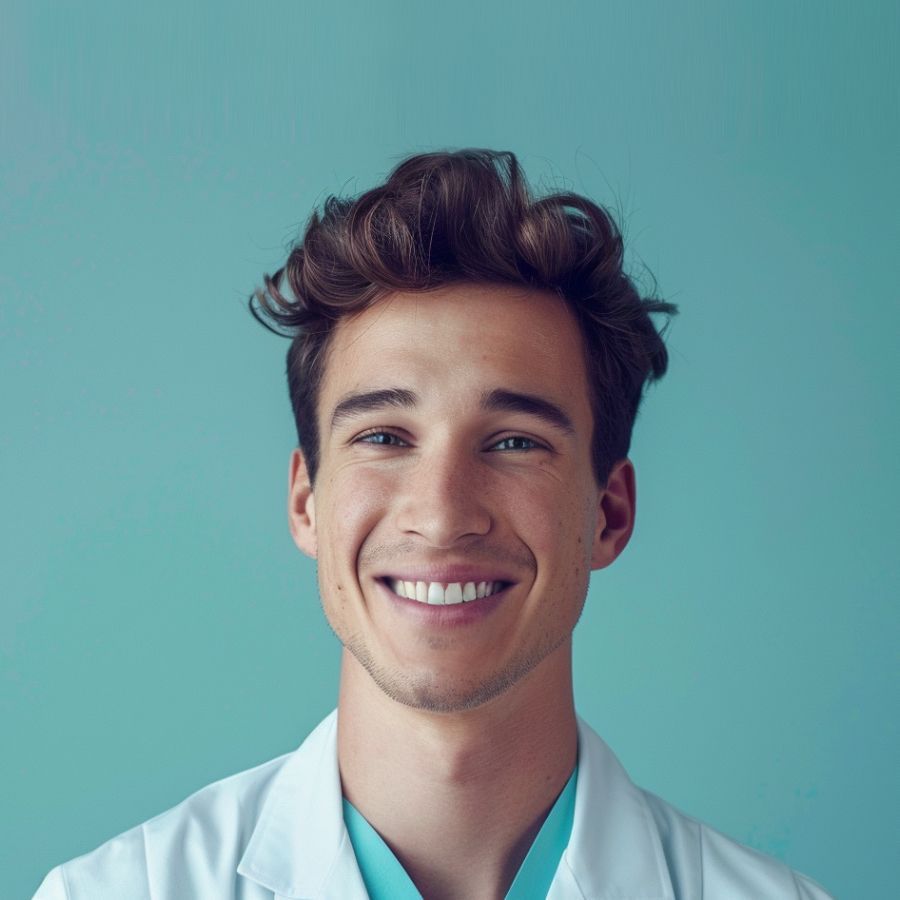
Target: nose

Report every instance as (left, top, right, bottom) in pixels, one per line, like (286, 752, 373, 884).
(394, 444, 492, 548)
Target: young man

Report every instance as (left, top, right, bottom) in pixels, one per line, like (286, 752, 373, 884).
(35, 151, 833, 899)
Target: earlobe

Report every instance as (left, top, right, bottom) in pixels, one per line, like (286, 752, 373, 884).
(288, 449, 318, 558)
(590, 458, 636, 570)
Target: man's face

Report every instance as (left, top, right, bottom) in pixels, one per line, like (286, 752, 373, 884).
(289, 283, 634, 713)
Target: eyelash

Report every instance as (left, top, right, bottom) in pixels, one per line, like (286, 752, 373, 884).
(490, 436, 541, 451)
(355, 430, 408, 447)
(353, 430, 546, 452)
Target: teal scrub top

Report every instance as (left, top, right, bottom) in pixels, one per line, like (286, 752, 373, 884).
(342, 764, 578, 900)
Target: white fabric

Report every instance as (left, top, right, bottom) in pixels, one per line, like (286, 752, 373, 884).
(33, 711, 833, 899)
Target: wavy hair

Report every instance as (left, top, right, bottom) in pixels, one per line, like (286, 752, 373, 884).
(251, 149, 677, 484)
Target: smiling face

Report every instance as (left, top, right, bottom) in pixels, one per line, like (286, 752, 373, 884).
(288, 283, 635, 713)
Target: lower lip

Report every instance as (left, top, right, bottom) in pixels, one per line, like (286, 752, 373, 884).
(377, 581, 511, 627)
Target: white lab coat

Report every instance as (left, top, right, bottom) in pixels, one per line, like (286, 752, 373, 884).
(34, 711, 833, 899)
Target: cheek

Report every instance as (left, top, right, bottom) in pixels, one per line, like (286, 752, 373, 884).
(316, 466, 396, 575)
(513, 478, 597, 625)
(512, 478, 596, 561)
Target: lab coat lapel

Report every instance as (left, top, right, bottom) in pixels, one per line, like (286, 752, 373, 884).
(237, 711, 368, 899)
(550, 717, 675, 899)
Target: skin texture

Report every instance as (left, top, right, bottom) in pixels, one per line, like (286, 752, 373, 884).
(288, 283, 636, 899)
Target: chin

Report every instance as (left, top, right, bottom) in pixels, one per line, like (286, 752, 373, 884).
(351, 641, 561, 715)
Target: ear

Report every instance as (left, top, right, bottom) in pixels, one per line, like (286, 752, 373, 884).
(590, 458, 636, 570)
(288, 449, 317, 558)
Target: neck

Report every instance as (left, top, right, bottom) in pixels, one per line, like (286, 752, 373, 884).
(336, 643, 578, 900)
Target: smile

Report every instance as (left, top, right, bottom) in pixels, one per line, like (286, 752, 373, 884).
(386, 578, 507, 605)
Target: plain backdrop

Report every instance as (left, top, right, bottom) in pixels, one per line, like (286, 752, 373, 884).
(3, 3, 897, 898)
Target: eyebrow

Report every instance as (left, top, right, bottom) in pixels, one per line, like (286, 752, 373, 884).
(481, 389, 575, 434)
(330, 388, 418, 430)
(329, 386, 575, 435)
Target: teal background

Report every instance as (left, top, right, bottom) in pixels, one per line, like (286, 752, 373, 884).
(2, 3, 897, 897)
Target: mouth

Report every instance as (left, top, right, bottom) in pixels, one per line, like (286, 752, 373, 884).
(381, 578, 511, 606)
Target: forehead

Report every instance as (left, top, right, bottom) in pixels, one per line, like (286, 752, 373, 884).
(320, 283, 592, 418)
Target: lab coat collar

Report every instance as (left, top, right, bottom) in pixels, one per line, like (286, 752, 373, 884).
(237, 711, 365, 899)
(238, 711, 674, 900)
(558, 716, 675, 899)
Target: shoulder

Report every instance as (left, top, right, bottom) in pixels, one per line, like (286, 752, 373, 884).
(33, 751, 292, 900)
(640, 788, 834, 900)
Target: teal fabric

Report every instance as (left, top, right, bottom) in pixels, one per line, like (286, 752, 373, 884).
(505, 764, 577, 900)
(342, 797, 422, 900)
(342, 764, 578, 900)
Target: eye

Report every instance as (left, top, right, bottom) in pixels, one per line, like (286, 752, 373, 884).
(489, 435, 543, 452)
(354, 429, 408, 447)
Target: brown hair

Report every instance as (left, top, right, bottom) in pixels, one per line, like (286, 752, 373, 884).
(251, 149, 677, 485)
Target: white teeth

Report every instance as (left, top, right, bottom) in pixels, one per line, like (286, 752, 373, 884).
(391, 579, 504, 605)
